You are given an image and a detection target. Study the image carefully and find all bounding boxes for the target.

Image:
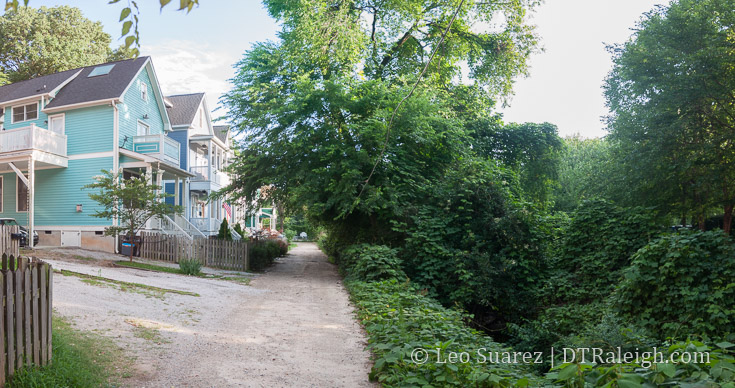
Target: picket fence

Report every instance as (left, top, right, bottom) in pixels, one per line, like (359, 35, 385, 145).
(0, 226, 20, 258)
(138, 232, 249, 271)
(0, 254, 53, 385)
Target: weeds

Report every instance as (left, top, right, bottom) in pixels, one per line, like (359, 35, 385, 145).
(59, 269, 199, 298)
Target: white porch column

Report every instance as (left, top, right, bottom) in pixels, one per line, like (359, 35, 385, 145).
(184, 179, 190, 220)
(145, 164, 153, 230)
(207, 141, 212, 182)
(174, 177, 180, 206)
(28, 156, 35, 244)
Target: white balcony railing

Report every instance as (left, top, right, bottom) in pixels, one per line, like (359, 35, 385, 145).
(0, 124, 67, 156)
(133, 134, 180, 167)
(189, 165, 227, 185)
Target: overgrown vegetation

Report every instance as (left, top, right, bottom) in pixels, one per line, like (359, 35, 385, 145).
(217, 0, 735, 385)
(59, 269, 199, 298)
(8, 315, 133, 387)
(249, 239, 287, 271)
(178, 258, 203, 276)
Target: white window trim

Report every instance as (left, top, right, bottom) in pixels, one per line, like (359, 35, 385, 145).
(0, 176, 4, 213)
(137, 120, 150, 136)
(49, 113, 65, 135)
(141, 82, 148, 102)
(16, 175, 27, 213)
(10, 102, 38, 124)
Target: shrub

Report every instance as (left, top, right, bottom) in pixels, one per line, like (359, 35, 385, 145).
(284, 229, 296, 241)
(217, 218, 232, 240)
(249, 240, 284, 271)
(342, 244, 405, 281)
(347, 279, 537, 386)
(616, 229, 735, 339)
(178, 258, 202, 275)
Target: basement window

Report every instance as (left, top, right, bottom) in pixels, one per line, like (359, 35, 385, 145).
(95, 231, 104, 236)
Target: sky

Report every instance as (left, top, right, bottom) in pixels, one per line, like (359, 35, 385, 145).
(27, 0, 669, 137)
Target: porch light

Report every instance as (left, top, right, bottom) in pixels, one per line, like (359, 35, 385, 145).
(142, 114, 149, 120)
(76, 204, 83, 213)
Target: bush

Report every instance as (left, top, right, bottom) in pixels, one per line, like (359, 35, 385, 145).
(342, 244, 405, 281)
(178, 258, 202, 275)
(284, 229, 296, 241)
(249, 240, 284, 271)
(347, 279, 537, 386)
(217, 218, 232, 240)
(616, 229, 735, 339)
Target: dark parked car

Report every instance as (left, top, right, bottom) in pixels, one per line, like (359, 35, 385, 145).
(0, 218, 38, 247)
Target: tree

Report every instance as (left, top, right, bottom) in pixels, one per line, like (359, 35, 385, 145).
(217, 218, 232, 241)
(84, 170, 182, 261)
(218, 0, 546, 327)
(0, 6, 132, 83)
(469, 121, 563, 206)
(4, 1, 201, 52)
(604, 0, 735, 232)
(552, 136, 617, 211)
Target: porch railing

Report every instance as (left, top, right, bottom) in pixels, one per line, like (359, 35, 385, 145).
(0, 124, 67, 156)
(133, 134, 180, 167)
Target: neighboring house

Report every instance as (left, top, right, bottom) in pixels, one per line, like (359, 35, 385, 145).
(0, 57, 193, 251)
(164, 93, 241, 236)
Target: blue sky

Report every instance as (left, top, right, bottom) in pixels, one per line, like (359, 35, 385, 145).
(25, 1, 668, 137)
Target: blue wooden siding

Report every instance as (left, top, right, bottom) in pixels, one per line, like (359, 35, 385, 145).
(3, 98, 48, 130)
(164, 182, 184, 206)
(118, 67, 165, 152)
(166, 130, 188, 170)
(65, 105, 114, 155)
(0, 157, 113, 226)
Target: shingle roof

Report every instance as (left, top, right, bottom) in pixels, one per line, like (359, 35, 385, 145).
(0, 68, 81, 105)
(213, 125, 229, 144)
(45, 57, 149, 109)
(165, 93, 204, 126)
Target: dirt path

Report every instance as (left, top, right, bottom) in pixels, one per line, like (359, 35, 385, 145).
(42, 242, 374, 387)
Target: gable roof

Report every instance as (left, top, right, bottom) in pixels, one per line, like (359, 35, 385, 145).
(165, 93, 205, 127)
(213, 125, 229, 143)
(45, 57, 149, 109)
(0, 68, 81, 105)
(0, 57, 151, 110)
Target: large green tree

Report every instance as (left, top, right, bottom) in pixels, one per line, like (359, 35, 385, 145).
(604, 0, 735, 232)
(219, 0, 548, 325)
(0, 6, 130, 83)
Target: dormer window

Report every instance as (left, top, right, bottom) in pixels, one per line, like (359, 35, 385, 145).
(141, 82, 148, 102)
(12, 103, 38, 123)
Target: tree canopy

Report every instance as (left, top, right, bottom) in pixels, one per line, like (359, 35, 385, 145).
(604, 0, 735, 232)
(0, 6, 133, 83)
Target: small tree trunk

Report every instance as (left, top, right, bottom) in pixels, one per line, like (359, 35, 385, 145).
(723, 204, 733, 235)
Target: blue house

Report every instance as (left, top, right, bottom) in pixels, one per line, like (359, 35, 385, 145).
(164, 93, 241, 237)
(0, 57, 194, 251)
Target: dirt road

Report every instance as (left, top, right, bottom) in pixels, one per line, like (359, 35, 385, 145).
(44, 242, 374, 387)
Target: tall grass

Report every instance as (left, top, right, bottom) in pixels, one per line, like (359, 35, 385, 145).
(8, 315, 132, 387)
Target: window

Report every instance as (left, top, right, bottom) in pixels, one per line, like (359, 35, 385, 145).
(141, 82, 148, 102)
(88, 64, 115, 77)
(137, 121, 150, 136)
(17, 176, 27, 212)
(199, 108, 204, 127)
(12, 103, 38, 123)
(49, 114, 65, 134)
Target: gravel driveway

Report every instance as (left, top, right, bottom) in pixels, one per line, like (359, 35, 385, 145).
(40, 242, 374, 387)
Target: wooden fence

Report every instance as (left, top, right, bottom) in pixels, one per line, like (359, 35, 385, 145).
(139, 232, 249, 272)
(0, 226, 20, 258)
(0, 254, 53, 385)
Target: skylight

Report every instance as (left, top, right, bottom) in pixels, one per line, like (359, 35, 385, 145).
(88, 64, 115, 77)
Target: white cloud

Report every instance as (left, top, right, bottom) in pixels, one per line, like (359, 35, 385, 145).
(141, 40, 240, 122)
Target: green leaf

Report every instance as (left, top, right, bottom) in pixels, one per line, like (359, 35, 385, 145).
(121, 20, 133, 36)
(557, 364, 577, 381)
(716, 341, 735, 349)
(124, 35, 136, 49)
(119, 7, 131, 21)
(159, 0, 172, 9)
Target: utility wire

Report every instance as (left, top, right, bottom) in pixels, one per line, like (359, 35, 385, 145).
(355, 0, 466, 202)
